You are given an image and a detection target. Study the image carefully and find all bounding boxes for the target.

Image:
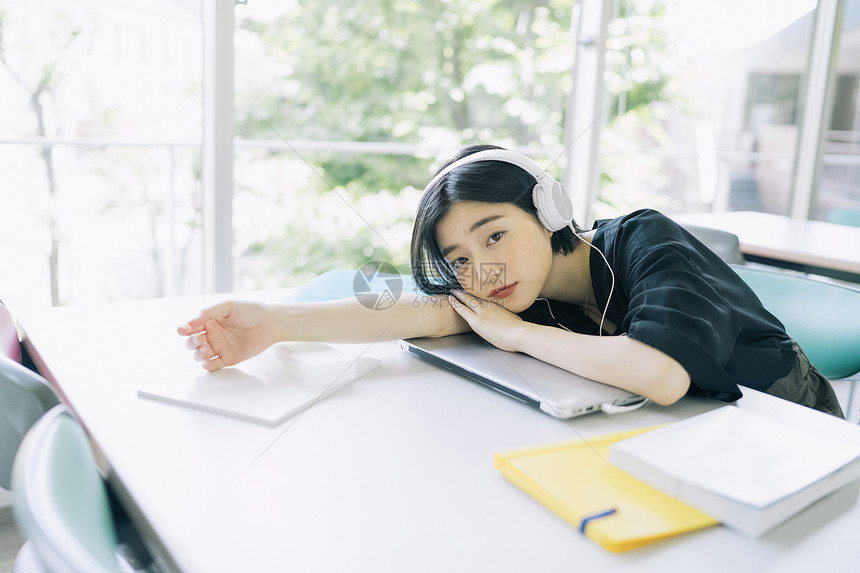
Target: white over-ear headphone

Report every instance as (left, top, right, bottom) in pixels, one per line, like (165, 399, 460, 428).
(424, 147, 620, 343)
(421, 148, 643, 413)
(421, 149, 574, 232)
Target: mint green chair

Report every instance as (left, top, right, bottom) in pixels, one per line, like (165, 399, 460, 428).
(0, 355, 59, 492)
(12, 405, 124, 573)
(731, 266, 860, 379)
(731, 265, 860, 415)
(827, 208, 860, 228)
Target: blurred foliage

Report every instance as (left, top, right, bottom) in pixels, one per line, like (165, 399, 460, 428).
(600, 0, 683, 217)
(233, 0, 677, 287)
(237, 0, 573, 148)
(604, 0, 676, 115)
(233, 0, 578, 285)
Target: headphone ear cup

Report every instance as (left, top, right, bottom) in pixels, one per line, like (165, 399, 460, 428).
(533, 178, 574, 232)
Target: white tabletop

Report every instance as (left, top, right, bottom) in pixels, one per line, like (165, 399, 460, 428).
(19, 294, 860, 573)
(673, 211, 860, 282)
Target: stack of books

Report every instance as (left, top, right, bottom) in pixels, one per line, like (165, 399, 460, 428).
(495, 405, 860, 551)
(607, 406, 860, 538)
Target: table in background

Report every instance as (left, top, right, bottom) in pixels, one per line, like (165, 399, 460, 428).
(674, 211, 860, 283)
(18, 294, 860, 572)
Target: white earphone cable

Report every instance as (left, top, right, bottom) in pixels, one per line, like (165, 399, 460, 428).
(535, 297, 573, 333)
(574, 223, 615, 336)
(534, 225, 615, 336)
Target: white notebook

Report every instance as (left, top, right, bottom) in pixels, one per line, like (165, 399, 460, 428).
(608, 406, 860, 537)
(138, 342, 380, 425)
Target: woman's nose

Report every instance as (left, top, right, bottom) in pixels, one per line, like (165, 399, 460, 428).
(464, 261, 505, 295)
(481, 262, 507, 292)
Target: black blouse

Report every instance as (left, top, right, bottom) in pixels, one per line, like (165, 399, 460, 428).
(518, 209, 795, 402)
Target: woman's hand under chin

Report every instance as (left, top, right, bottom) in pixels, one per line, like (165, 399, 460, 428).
(447, 289, 528, 352)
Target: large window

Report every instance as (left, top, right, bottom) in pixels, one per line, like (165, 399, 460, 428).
(595, 0, 860, 223)
(1, 0, 857, 310)
(0, 1, 203, 308)
(596, 0, 819, 218)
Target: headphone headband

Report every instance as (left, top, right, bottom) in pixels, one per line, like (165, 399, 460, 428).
(422, 149, 548, 194)
(422, 149, 574, 232)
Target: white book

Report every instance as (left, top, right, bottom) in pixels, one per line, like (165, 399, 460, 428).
(608, 406, 860, 537)
(139, 342, 380, 425)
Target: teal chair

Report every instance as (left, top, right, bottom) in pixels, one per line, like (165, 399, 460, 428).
(731, 265, 860, 415)
(827, 208, 860, 228)
(0, 355, 60, 492)
(1, 358, 156, 573)
(286, 268, 418, 303)
(12, 405, 126, 573)
(0, 346, 61, 573)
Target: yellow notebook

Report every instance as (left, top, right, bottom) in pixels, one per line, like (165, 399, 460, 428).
(494, 427, 718, 553)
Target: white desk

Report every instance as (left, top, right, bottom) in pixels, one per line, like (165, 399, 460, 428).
(19, 294, 860, 573)
(674, 211, 860, 283)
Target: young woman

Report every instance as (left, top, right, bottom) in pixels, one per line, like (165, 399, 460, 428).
(178, 145, 843, 417)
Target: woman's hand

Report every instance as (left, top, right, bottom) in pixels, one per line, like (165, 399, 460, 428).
(177, 301, 282, 371)
(448, 290, 526, 352)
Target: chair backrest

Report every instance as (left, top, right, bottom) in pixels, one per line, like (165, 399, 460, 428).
(0, 355, 60, 490)
(12, 405, 123, 573)
(285, 268, 418, 303)
(827, 208, 860, 228)
(732, 265, 860, 379)
(680, 224, 745, 265)
(0, 300, 21, 363)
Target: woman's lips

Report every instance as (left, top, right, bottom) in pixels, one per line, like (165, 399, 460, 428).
(489, 283, 517, 299)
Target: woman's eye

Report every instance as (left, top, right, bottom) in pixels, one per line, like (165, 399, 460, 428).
(450, 257, 468, 270)
(488, 231, 504, 245)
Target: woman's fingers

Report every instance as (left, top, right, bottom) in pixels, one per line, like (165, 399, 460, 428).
(177, 302, 242, 371)
(201, 355, 225, 372)
(177, 301, 235, 335)
(184, 332, 206, 350)
(194, 345, 215, 362)
(449, 289, 495, 313)
(448, 294, 467, 315)
(177, 314, 207, 335)
(183, 329, 218, 364)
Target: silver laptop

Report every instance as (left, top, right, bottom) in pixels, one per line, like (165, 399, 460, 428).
(399, 333, 645, 419)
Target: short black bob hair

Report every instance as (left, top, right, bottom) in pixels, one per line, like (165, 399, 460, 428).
(410, 144, 583, 295)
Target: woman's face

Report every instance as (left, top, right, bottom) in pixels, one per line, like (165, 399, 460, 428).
(435, 201, 554, 313)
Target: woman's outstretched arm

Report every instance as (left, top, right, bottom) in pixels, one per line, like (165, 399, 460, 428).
(178, 293, 469, 371)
